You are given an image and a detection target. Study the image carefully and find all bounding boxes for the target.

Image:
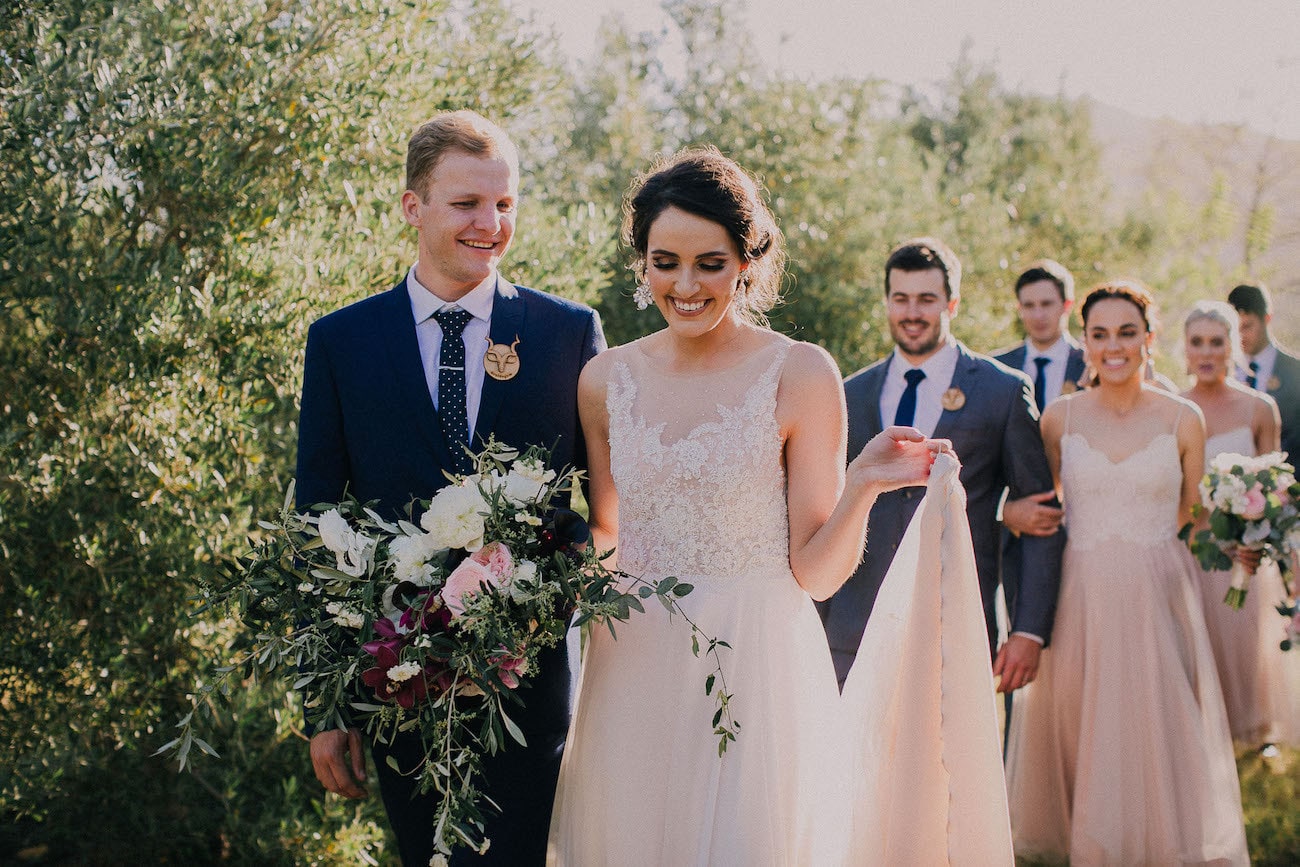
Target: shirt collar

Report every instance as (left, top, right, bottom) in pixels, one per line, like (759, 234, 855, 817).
(1025, 336, 1070, 365)
(406, 264, 498, 324)
(890, 338, 959, 379)
(1251, 343, 1278, 368)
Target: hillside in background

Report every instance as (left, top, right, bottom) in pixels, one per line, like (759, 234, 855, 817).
(1088, 98, 1299, 345)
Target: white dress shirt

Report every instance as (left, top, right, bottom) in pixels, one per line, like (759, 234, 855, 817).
(1239, 343, 1278, 391)
(1019, 337, 1072, 406)
(878, 340, 960, 437)
(407, 264, 497, 441)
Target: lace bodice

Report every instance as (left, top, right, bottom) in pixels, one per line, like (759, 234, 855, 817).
(606, 340, 792, 583)
(1061, 431, 1185, 550)
(1205, 426, 1255, 465)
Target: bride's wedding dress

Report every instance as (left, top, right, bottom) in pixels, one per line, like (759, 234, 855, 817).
(547, 336, 1012, 865)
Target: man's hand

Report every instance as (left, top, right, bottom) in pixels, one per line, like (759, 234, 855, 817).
(310, 727, 368, 798)
(993, 634, 1042, 694)
(1002, 490, 1063, 537)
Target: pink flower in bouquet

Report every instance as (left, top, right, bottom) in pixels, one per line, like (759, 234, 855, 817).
(441, 545, 512, 621)
(471, 541, 514, 580)
(490, 647, 529, 689)
(1241, 483, 1268, 521)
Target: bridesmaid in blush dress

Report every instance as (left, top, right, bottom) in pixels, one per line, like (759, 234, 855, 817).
(1181, 300, 1298, 747)
(1006, 281, 1248, 866)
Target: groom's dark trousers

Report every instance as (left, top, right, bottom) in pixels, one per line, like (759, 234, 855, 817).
(817, 341, 1063, 687)
(296, 276, 604, 865)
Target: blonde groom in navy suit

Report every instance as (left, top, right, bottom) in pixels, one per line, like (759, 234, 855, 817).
(295, 111, 604, 865)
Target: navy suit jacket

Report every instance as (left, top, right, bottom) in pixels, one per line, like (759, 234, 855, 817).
(295, 275, 604, 866)
(992, 337, 1083, 612)
(819, 341, 1063, 685)
(1264, 345, 1300, 462)
(993, 336, 1087, 402)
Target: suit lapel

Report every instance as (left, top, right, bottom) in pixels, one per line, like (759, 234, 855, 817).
(474, 278, 526, 443)
(382, 280, 455, 467)
(933, 342, 982, 440)
(1064, 336, 1087, 386)
(1005, 345, 1027, 370)
(863, 356, 889, 435)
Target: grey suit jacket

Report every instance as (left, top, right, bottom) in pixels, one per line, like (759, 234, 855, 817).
(818, 341, 1064, 685)
(1264, 346, 1300, 462)
(993, 337, 1087, 401)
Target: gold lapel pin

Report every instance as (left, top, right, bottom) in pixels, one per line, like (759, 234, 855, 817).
(1061, 379, 1078, 395)
(1267, 375, 1281, 392)
(941, 387, 966, 411)
(484, 336, 521, 381)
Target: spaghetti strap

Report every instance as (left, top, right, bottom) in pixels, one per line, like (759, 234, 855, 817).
(1171, 400, 1185, 435)
(1064, 394, 1074, 436)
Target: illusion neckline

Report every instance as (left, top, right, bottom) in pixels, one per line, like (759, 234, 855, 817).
(631, 334, 789, 378)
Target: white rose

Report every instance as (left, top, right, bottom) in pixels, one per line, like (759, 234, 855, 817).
(421, 483, 488, 551)
(508, 560, 539, 601)
(389, 532, 441, 585)
(498, 469, 547, 504)
(512, 559, 538, 585)
(1210, 452, 1249, 474)
(1242, 519, 1272, 547)
(316, 509, 352, 555)
(1213, 476, 1248, 510)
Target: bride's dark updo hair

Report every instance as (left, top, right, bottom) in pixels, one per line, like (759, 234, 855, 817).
(1080, 278, 1158, 332)
(623, 147, 786, 324)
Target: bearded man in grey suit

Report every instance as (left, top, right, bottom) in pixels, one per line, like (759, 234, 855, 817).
(819, 238, 1063, 695)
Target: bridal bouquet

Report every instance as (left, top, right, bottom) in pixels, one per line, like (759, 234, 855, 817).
(1184, 451, 1299, 614)
(160, 440, 737, 856)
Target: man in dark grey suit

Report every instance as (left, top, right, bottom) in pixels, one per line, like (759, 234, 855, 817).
(993, 261, 1082, 607)
(1229, 283, 1300, 461)
(993, 260, 1087, 410)
(819, 238, 1063, 695)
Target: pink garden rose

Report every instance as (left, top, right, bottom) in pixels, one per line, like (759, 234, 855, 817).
(1241, 483, 1268, 521)
(441, 542, 514, 620)
(471, 541, 514, 580)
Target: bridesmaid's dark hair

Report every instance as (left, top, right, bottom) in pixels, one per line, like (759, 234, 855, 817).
(624, 147, 786, 324)
(1080, 279, 1158, 333)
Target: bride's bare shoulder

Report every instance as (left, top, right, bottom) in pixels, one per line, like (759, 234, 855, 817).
(779, 337, 840, 384)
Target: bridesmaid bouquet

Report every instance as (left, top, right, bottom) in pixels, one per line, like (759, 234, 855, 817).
(159, 439, 737, 856)
(1184, 451, 1299, 612)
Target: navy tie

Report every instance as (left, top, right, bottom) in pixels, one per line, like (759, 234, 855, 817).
(894, 368, 926, 427)
(433, 307, 475, 473)
(1247, 360, 1260, 390)
(1033, 356, 1050, 412)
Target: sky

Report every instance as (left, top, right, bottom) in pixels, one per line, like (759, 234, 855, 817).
(514, 0, 1300, 141)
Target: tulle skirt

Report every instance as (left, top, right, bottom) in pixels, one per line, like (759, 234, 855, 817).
(1007, 538, 1248, 866)
(547, 569, 845, 866)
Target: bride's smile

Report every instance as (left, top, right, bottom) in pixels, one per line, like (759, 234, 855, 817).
(645, 205, 748, 342)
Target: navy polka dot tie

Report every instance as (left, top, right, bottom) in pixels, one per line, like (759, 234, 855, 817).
(434, 306, 475, 473)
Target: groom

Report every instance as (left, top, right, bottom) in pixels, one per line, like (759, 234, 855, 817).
(295, 110, 605, 865)
(819, 238, 1063, 693)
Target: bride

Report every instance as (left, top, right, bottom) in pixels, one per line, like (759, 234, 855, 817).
(546, 148, 953, 865)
